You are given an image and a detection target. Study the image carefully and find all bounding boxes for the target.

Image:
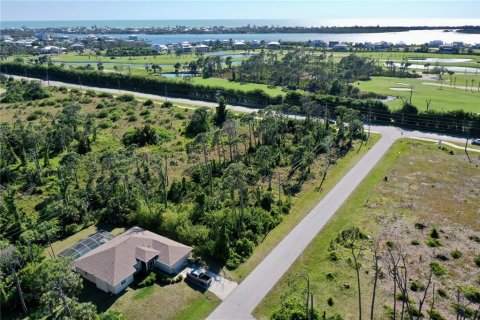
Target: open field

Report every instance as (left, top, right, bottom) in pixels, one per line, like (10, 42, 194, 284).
(256, 139, 480, 319)
(353, 76, 480, 112)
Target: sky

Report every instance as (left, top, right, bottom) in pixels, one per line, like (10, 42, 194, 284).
(1, 0, 480, 22)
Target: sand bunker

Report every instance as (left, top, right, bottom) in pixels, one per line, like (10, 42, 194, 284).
(390, 87, 412, 91)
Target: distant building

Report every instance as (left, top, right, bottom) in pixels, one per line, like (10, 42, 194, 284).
(41, 45, 62, 54)
(266, 41, 281, 49)
(452, 41, 464, 48)
(151, 44, 168, 52)
(71, 43, 85, 53)
(333, 43, 349, 51)
(194, 44, 209, 53)
(250, 40, 261, 49)
(181, 43, 193, 53)
(429, 40, 444, 47)
(438, 45, 457, 53)
(128, 35, 138, 41)
(328, 41, 339, 48)
(312, 40, 326, 48)
(233, 41, 246, 50)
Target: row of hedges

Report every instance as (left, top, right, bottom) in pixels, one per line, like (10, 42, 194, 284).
(2, 62, 479, 136)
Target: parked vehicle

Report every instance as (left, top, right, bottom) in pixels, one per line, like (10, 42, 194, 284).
(186, 268, 213, 287)
(472, 139, 480, 146)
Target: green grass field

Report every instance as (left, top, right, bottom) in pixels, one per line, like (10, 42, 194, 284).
(353, 76, 480, 112)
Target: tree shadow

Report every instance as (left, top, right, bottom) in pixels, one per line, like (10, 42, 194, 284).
(78, 279, 125, 313)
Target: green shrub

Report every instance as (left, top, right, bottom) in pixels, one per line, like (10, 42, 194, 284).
(395, 292, 411, 302)
(425, 238, 442, 247)
(122, 125, 173, 147)
(325, 272, 337, 281)
(128, 115, 138, 122)
(428, 310, 446, 320)
(460, 286, 480, 303)
(174, 112, 186, 119)
(117, 94, 135, 102)
(327, 297, 334, 306)
(411, 239, 420, 245)
(414, 222, 427, 230)
(96, 103, 105, 109)
(98, 92, 113, 98)
(110, 112, 121, 122)
(475, 255, 480, 267)
(85, 89, 96, 97)
(410, 279, 425, 292)
(138, 272, 156, 287)
(143, 99, 154, 106)
(98, 120, 112, 129)
(328, 251, 339, 261)
(430, 228, 440, 239)
(161, 101, 173, 108)
(435, 254, 449, 261)
(429, 262, 447, 276)
(140, 110, 150, 116)
(450, 249, 462, 259)
(97, 110, 108, 118)
(437, 288, 447, 298)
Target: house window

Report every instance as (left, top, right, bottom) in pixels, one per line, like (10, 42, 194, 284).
(121, 279, 127, 285)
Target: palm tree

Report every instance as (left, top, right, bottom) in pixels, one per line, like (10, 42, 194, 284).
(174, 62, 181, 74)
(225, 56, 233, 69)
(424, 63, 431, 75)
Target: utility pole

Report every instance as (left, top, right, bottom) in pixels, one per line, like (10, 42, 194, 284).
(367, 106, 372, 141)
(45, 67, 50, 87)
(277, 172, 281, 201)
(78, 76, 82, 92)
(165, 85, 168, 102)
(164, 154, 169, 186)
(117, 79, 121, 94)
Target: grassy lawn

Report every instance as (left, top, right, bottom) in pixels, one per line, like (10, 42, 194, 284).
(353, 76, 480, 112)
(230, 134, 381, 281)
(334, 51, 480, 64)
(174, 76, 287, 97)
(255, 139, 480, 319)
(78, 277, 220, 320)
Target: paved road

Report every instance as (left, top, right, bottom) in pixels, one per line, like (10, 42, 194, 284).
(8, 75, 475, 319)
(7, 75, 474, 146)
(208, 135, 398, 319)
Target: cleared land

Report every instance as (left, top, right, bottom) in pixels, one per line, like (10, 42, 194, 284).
(256, 139, 480, 319)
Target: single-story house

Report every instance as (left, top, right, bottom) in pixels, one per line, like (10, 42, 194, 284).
(151, 44, 168, 52)
(71, 43, 85, 52)
(73, 227, 192, 294)
(195, 44, 209, 53)
(233, 41, 246, 50)
(333, 43, 349, 52)
(266, 41, 280, 49)
(40, 45, 62, 54)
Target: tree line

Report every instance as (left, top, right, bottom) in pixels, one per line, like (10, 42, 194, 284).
(2, 62, 479, 136)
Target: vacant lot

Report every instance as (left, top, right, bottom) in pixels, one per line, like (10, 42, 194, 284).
(256, 139, 480, 319)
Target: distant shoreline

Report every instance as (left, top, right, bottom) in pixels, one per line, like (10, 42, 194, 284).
(2, 24, 480, 35)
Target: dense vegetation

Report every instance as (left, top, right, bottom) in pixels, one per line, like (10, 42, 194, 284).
(0, 79, 366, 318)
